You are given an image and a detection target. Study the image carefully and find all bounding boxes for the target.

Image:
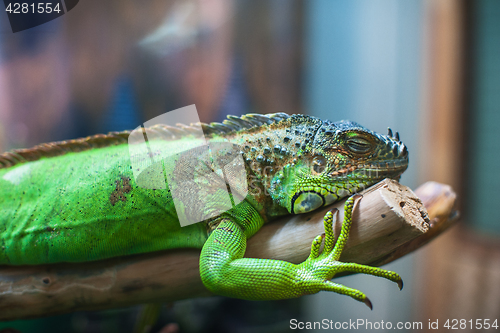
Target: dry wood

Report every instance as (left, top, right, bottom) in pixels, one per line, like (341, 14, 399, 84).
(0, 179, 458, 321)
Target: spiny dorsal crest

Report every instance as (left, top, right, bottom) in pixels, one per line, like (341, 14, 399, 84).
(0, 113, 290, 169)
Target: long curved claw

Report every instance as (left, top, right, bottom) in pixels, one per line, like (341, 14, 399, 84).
(364, 297, 373, 310)
(398, 279, 404, 291)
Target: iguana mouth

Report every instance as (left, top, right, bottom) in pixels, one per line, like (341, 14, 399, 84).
(328, 158, 408, 179)
(356, 158, 409, 174)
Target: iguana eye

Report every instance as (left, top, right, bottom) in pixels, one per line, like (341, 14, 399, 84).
(312, 156, 326, 174)
(346, 137, 371, 154)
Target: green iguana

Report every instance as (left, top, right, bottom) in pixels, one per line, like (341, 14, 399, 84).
(0, 113, 408, 308)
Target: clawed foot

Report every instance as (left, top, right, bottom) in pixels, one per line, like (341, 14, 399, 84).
(298, 195, 403, 310)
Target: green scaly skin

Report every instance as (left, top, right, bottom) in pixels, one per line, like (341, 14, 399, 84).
(0, 113, 408, 307)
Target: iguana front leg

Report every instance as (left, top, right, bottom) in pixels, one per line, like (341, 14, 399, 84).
(199, 195, 403, 308)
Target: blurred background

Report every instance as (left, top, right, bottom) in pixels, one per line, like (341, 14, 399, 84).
(0, 0, 499, 332)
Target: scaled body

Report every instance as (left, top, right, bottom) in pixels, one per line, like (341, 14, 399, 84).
(0, 113, 409, 306)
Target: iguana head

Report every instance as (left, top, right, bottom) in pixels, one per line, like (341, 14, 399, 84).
(267, 118, 408, 214)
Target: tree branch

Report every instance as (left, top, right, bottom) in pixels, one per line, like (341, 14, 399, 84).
(0, 179, 458, 321)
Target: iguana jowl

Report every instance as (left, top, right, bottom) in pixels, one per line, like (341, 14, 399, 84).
(0, 113, 408, 308)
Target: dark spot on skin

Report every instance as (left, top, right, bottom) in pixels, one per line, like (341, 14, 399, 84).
(381, 214, 386, 218)
(46, 227, 53, 232)
(42, 278, 50, 284)
(110, 177, 132, 206)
